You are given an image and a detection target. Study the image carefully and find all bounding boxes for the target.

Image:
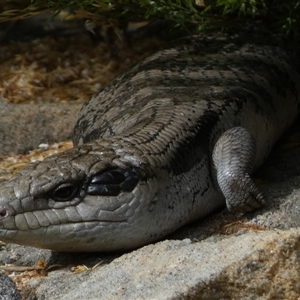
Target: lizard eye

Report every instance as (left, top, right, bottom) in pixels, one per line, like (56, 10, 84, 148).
(50, 183, 79, 202)
(87, 167, 140, 196)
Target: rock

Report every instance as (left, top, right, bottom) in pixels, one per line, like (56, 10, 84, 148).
(0, 271, 21, 300)
(0, 99, 82, 156)
(28, 229, 300, 300)
(1, 229, 299, 300)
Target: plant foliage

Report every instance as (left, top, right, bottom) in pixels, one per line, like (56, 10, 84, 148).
(0, 0, 300, 34)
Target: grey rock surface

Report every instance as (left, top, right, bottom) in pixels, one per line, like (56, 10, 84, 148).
(28, 229, 300, 300)
(0, 271, 21, 300)
(0, 98, 82, 156)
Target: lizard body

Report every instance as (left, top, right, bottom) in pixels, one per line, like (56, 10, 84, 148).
(0, 34, 299, 251)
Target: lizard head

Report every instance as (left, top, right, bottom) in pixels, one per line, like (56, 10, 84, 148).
(0, 141, 171, 252)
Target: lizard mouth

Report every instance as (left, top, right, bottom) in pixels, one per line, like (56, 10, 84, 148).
(0, 214, 129, 231)
(0, 219, 147, 252)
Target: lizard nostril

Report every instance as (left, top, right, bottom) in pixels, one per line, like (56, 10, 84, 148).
(0, 206, 7, 218)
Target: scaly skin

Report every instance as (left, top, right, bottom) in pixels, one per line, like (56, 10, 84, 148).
(0, 34, 299, 251)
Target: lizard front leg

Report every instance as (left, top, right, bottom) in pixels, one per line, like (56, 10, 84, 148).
(212, 127, 265, 212)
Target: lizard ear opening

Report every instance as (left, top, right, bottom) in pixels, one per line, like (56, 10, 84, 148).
(87, 167, 140, 196)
